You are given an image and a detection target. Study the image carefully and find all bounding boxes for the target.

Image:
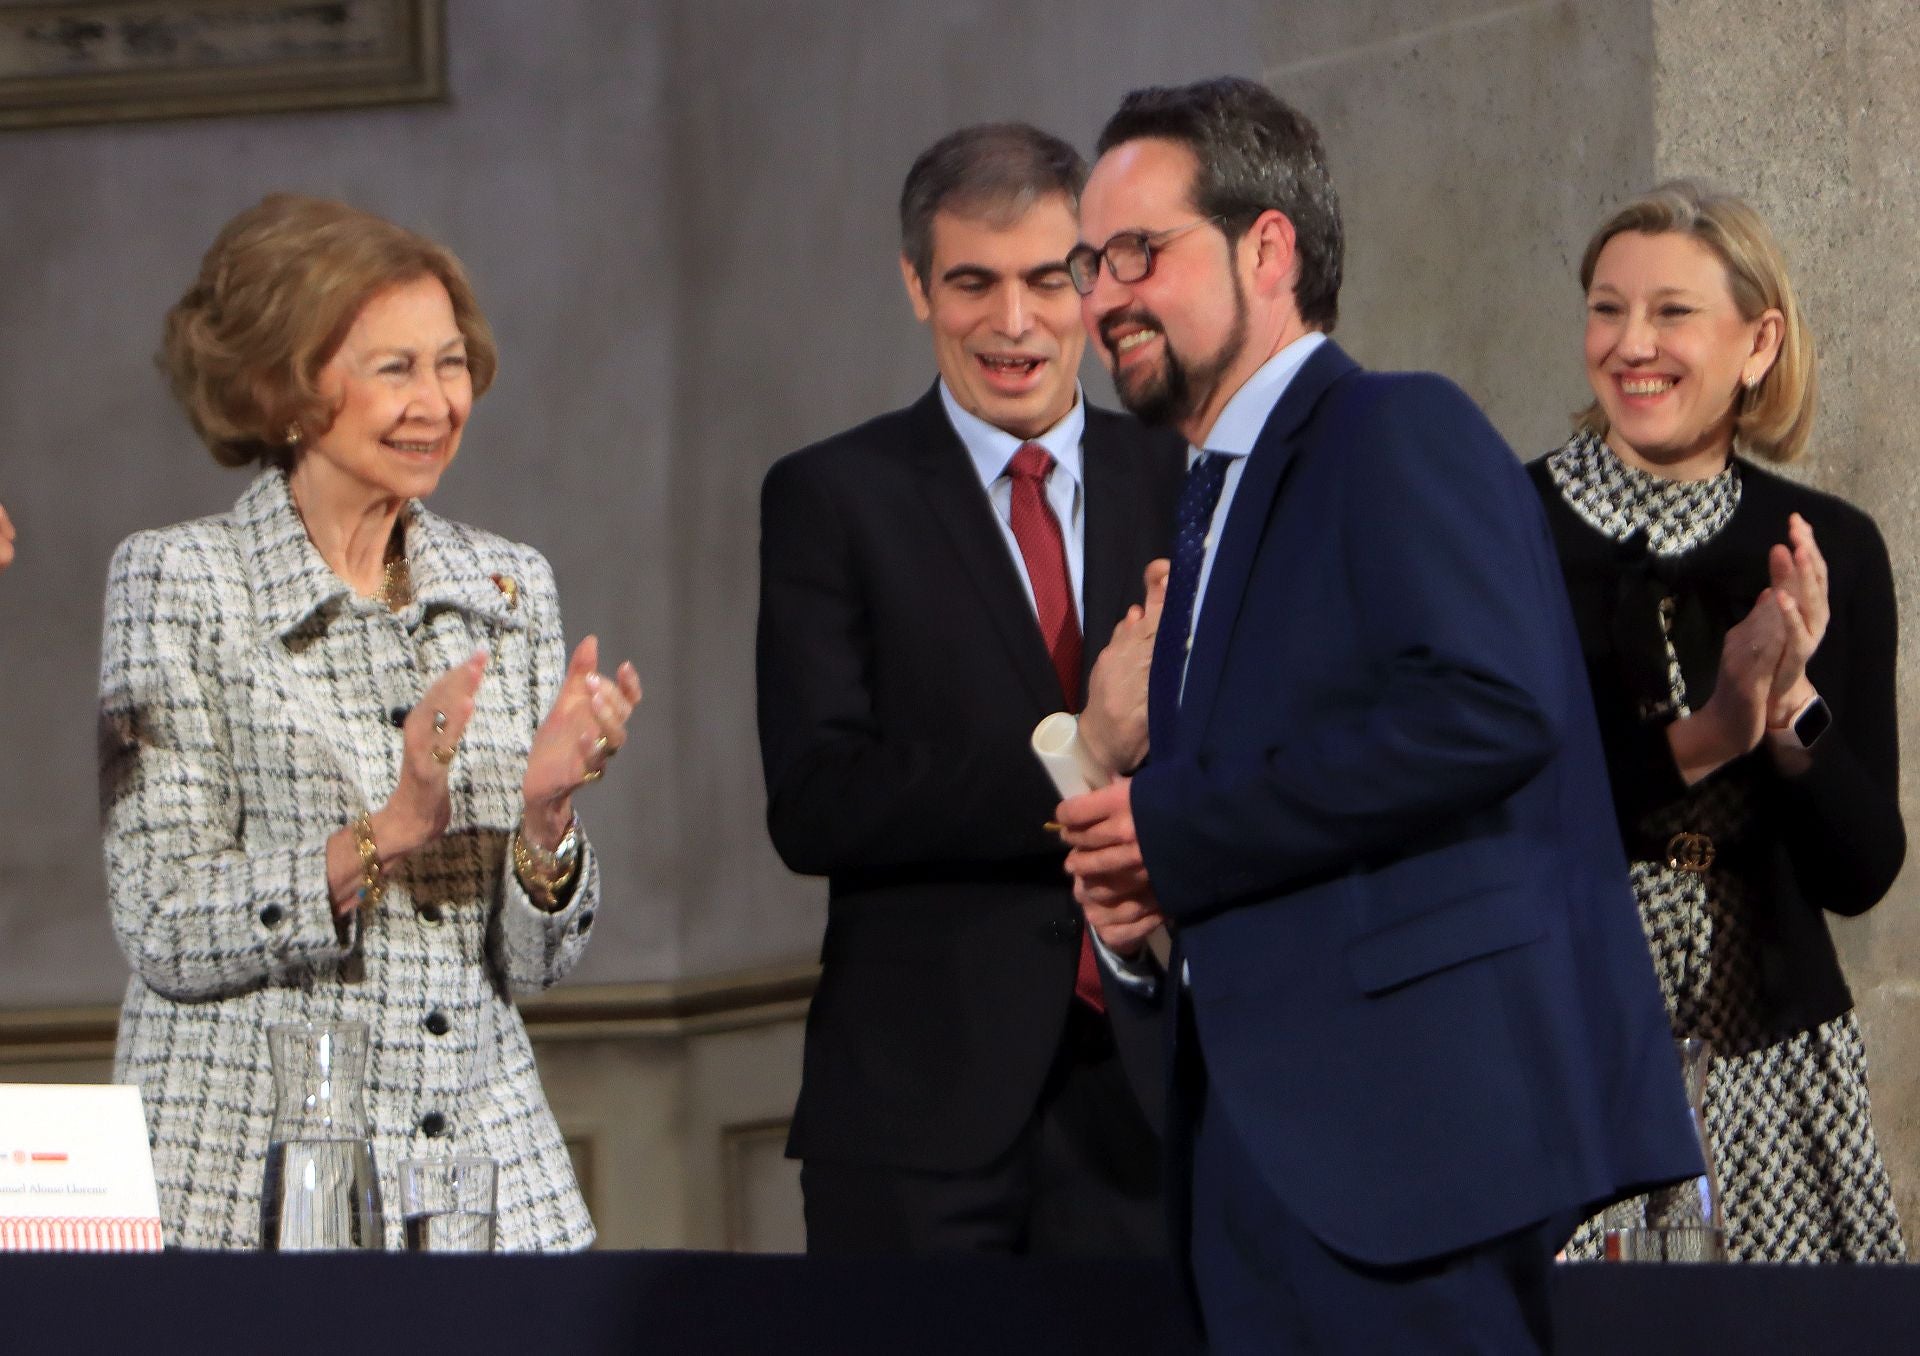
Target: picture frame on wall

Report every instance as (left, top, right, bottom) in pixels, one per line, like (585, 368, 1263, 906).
(0, 0, 445, 131)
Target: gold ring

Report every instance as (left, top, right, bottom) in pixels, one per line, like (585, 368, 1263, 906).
(582, 766, 603, 783)
(432, 710, 449, 733)
(431, 744, 454, 764)
(593, 735, 613, 760)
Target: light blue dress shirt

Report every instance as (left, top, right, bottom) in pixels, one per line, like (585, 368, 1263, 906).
(1098, 331, 1328, 993)
(1178, 331, 1328, 691)
(939, 380, 1088, 626)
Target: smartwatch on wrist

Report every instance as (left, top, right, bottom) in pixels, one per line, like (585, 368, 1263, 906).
(1778, 693, 1832, 750)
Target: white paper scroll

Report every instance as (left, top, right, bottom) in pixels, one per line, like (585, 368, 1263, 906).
(1030, 712, 1110, 798)
(1031, 713, 1173, 971)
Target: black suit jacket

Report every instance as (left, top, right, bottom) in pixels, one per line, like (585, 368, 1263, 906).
(757, 384, 1184, 1172)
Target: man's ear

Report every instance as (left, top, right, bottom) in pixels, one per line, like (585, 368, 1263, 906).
(900, 254, 933, 322)
(1245, 209, 1298, 301)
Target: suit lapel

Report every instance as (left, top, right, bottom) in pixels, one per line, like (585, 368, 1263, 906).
(1177, 341, 1360, 746)
(907, 387, 1064, 711)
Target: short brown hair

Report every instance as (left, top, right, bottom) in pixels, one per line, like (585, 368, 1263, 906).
(161, 194, 498, 470)
(1576, 181, 1814, 463)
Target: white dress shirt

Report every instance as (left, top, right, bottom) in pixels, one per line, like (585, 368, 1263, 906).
(940, 380, 1088, 626)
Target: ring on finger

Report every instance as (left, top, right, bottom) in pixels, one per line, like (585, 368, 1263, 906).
(431, 744, 454, 764)
(593, 734, 614, 760)
(433, 710, 449, 733)
(582, 766, 604, 784)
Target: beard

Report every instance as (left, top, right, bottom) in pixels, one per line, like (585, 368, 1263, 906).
(1102, 270, 1250, 429)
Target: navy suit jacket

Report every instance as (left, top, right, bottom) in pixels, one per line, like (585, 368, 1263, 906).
(1132, 341, 1700, 1266)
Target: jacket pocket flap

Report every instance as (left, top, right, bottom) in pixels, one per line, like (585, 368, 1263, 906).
(1346, 885, 1545, 995)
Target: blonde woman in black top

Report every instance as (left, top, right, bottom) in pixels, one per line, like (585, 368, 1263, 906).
(1530, 181, 1904, 1261)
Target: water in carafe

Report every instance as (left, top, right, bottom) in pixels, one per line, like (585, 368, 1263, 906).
(262, 1138, 382, 1250)
(260, 1020, 384, 1251)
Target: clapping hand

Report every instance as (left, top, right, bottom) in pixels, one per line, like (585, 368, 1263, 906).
(334, 649, 488, 922)
(521, 636, 642, 848)
(1765, 512, 1829, 725)
(1670, 575, 1797, 785)
(385, 649, 489, 855)
(1078, 559, 1170, 776)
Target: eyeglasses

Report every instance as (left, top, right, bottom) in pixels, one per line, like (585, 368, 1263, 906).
(1065, 217, 1224, 296)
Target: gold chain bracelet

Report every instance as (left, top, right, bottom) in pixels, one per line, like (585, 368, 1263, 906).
(351, 811, 385, 913)
(512, 817, 580, 908)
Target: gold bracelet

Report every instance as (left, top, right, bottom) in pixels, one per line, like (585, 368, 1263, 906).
(351, 812, 384, 913)
(512, 817, 580, 906)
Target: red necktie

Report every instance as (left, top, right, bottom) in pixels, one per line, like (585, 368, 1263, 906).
(1005, 443, 1104, 1013)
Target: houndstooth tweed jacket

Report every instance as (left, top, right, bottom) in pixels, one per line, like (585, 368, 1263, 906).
(100, 470, 599, 1251)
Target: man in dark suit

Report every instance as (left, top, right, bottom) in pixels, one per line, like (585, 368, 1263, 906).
(756, 123, 1184, 1255)
(1056, 79, 1702, 1350)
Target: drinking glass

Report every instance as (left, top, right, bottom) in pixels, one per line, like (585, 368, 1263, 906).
(399, 1156, 497, 1253)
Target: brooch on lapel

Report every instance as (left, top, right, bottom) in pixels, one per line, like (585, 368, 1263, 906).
(490, 574, 519, 610)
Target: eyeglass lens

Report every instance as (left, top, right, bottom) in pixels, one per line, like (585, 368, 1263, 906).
(1068, 234, 1153, 295)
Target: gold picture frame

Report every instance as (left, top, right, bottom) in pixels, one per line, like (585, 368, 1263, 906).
(0, 0, 444, 130)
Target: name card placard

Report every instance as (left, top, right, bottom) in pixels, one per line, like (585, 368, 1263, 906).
(0, 1084, 162, 1251)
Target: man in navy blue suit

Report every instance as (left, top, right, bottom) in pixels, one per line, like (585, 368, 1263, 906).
(1056, 79, 1701, 1352)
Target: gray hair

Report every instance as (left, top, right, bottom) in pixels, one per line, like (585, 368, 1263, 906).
(899, 123, 1087, 286)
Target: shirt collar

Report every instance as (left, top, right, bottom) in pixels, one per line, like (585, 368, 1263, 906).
(233, 469, 525, 638)
(938, 379, 1086, 489)
(1191, 330, 1328, 460)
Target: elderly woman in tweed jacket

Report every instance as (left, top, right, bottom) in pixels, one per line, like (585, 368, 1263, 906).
(99, 195, 642, 1251)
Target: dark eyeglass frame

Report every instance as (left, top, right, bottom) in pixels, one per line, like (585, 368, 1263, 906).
(1066, 216, 1225, 296)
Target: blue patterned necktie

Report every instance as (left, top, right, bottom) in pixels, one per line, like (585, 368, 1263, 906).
(1148, 451, 1232, 756)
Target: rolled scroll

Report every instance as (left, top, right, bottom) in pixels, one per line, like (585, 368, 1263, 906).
(1031, 713, 1172, 969)
(1030, 712, 1110, 798)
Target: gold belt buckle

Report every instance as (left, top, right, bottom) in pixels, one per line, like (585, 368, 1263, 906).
(1665, 831, 1715, 874)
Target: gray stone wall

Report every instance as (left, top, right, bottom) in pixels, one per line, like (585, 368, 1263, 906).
(1259, 0, 1655, 454)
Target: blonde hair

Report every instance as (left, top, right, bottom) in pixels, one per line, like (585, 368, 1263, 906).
(161, 194, 498, 469)
(1575, 180, 1815, 463)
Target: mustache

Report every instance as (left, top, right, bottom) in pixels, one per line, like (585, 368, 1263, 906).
(1098, 309, 1162, 355)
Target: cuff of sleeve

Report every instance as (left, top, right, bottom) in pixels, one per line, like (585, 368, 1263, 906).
(1639, 717, 1693, 802)
(253, 838, 354, 961)
(1089, 925, 1159, 999)
(503, 836, 596, 922)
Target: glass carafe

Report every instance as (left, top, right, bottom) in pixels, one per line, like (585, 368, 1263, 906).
(260, 1020, 384, 1251)
(1603, 1036, 1726, 1261)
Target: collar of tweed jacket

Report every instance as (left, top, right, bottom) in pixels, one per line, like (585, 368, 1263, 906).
(233, 470, 530, 638)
